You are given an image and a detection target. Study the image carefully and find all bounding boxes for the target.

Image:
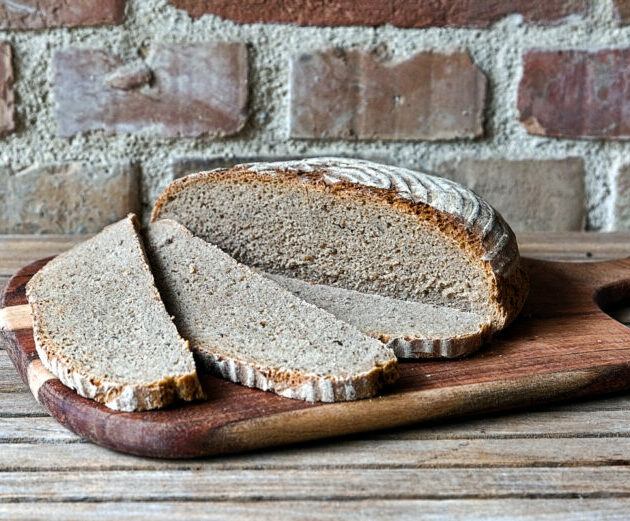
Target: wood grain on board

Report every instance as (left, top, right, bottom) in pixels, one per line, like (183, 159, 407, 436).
(3, 255, 630, 458)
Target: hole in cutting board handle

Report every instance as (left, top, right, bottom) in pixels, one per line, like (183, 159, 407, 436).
(595, 280, 630, 328)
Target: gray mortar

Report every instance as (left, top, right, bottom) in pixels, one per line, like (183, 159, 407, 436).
(0, 0, 628, 230)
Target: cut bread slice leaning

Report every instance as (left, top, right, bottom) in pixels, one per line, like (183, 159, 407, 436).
(144, 219, 398, 402)
(267, 274, 492, 359)
(26, 214, 204, 411)
(151, 157, 529, 358)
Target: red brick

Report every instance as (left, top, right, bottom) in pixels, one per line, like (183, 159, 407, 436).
(0, 163, 139, 233)
(106, 61, 152, 91)
(436, 158, 585, 232)
(0, 42, 14, 137)
(614, 0, 630, 24)
(170, 0, 587, 27)
(290, 49, 486, 141)
(0, 0, 125, 30)
(52, 43, 248, 138)
(518, 49, 630, 140)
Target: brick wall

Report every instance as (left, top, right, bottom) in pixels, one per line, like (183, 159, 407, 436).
(1, 0, 630, 233)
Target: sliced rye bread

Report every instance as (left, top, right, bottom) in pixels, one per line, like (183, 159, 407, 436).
(144, 219, 398, 402)
(151, 157, 529, 359)
(26, 214, 204, 412)
(267, 273, 492, 359)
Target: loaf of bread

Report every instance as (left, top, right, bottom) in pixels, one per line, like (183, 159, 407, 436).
(144, 219, 399, 402)
(152, 157, 529, 358)
(26, 215, 204, 411)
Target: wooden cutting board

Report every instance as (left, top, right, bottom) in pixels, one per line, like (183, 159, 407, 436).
(2, 256, 630, 459)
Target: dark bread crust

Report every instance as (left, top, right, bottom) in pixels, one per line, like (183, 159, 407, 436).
(152, 160, 529, 358)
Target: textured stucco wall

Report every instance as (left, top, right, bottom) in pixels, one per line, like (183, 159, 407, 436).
(1, 0, 629, 229)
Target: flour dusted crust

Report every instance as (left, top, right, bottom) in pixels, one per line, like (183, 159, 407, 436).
(152, 158, 529, 358)
(243, 159, 518, 276)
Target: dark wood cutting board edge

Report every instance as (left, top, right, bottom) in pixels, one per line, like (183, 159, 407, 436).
(3, 256, 630, 459)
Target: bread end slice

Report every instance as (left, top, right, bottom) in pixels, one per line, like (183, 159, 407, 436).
(26, 214, 205, 412)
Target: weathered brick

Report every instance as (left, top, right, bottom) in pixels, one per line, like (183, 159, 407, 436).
(0, 0, 125, 30)
(0, 163, 139, 233)
(172, 154, 392, 179)
(614, 0, 630, 24)
(170, 0, 587, 28)
(614, 164, 630, 230)
(53, 43, 248, 138)
(290, 50, 486, 141)
(0, 42, 15, 137)
(436, 158, 585, 232)
(518, 49, 630, 140)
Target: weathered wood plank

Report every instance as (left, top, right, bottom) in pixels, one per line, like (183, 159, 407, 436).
(0, 235, 88, 276)
(0, 368, 26, 392)
(4, 437, 630, 470)
(0, 352, 26, 391)
(7, 406, 630, 446)
(546, 395, 630, 412)
(0, 391, 45, 416)
(373, 408, 630, 439)
(0, 420, 81, 444)
(4, 467, 630, 501)
(1, 499, 628, 521)
(517, 232, 630, 261)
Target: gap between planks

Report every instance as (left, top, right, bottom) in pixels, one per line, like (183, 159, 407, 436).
(4, 467, 630, 502)
(6, 406, 630, 442)
(1, 499, 629, 521)
(4, 437, 630, 471)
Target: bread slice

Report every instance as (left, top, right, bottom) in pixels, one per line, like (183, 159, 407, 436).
(267, 274, 492, 358)
(26, 214, 204, 412)
(144, 219, 398, 402)
(151, 157, 529, 358)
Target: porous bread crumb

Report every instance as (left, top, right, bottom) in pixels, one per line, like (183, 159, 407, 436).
(154, 173, 490, 313)
(267, 273, 491, 358)
(144, 219, 398, 402)
(26, 214, 204, 412)
(151, 158, 529, 358)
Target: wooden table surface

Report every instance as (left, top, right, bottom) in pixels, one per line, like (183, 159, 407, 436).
(3, 233, 630, 520)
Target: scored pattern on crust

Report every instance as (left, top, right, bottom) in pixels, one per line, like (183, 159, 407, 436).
(243, 157, 519, 277)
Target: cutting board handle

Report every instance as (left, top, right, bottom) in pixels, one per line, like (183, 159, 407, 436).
(587, 256, 630, 311)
